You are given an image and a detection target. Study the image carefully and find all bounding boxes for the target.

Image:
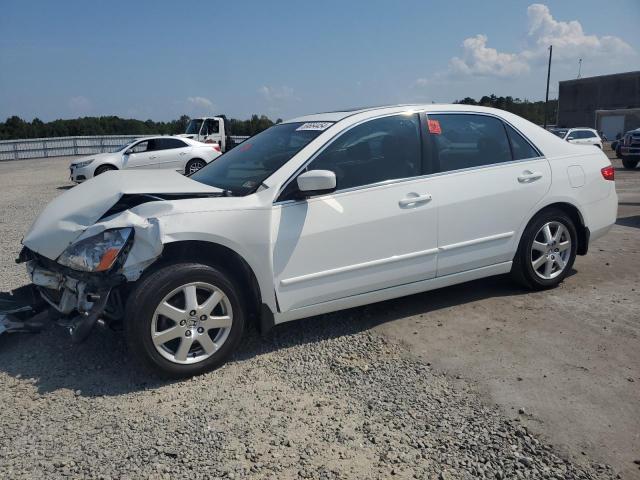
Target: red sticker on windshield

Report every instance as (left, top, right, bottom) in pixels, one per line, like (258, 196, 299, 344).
(239, 143, 252, 152)
(427, 119, 441, 135)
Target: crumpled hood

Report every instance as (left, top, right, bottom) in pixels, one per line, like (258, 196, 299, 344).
(23, 169, 222, 260)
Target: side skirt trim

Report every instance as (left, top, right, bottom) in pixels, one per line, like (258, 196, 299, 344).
(274, 261, 513, 324)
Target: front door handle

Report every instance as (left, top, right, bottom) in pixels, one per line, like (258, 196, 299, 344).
(149, 155, 158, 159)
(399, 193, 432, 207)
(518, 171, 542, 183)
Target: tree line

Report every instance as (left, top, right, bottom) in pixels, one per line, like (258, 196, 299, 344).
(1, 96, 558, 140)
(454, 95, 558, 126)
(0, 114, 282, 140)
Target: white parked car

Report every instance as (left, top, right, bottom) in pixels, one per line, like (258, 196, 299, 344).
(550, 128, 603, 149)
(69, 136, 221, 183)
(19, 105, 617, 377)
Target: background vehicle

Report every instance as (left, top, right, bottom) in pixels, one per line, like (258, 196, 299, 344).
(181, 116, 240, 152)
(619, 128, 640, 169)
(550, 127, 603, 148)
(20, 105, 617, 378)
(69, 136, 221, 182)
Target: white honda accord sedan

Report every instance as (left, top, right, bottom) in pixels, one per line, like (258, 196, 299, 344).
(69, 136, 221, 183)
(19, 105, 617, 377)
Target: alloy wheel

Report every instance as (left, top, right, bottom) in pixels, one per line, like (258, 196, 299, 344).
(151, 282, 233, 364)
(188, 161, 205, 174)
(530, 221, 572, 280)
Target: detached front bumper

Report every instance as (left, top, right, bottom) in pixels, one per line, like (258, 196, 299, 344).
(19, 248, 126, 342)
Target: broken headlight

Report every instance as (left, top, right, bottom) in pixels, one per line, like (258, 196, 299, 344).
(57, 228, 133, 272)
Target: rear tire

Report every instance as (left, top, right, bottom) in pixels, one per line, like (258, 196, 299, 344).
(622, 157, 638, 169)
(185, 158, 206, 175)
(94, 164, 117, 176)
(124, 262, 246, 378)
(512, 209, 577, 290)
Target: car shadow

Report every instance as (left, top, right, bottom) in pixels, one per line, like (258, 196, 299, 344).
(0, 272, 563, 398)
(616, 215, 640, 229)
(56, 185, 74, 190)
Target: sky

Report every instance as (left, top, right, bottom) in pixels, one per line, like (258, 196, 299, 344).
(1, 0, 639, 122)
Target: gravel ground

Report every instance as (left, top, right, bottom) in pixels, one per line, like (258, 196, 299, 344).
(0, 155, 631, 479)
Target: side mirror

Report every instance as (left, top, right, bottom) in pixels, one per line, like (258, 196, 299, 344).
(125, 149, 134, 155)
(296, 170, 336, 197)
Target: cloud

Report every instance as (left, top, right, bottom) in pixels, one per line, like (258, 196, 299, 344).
(186, 96, 214, 109)
(68, 96, 92, 115)
(449, 34, 530, 78)
(258, 85, 297, 103)
(418, 3, 635, 82)
(525, 3, 634, 60)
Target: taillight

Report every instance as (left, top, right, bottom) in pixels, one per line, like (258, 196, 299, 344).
(212, 144, 221, 152)
(601, 165, 615, 181)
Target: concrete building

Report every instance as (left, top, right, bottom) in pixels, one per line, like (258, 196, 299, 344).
(557, 71, 640, 140)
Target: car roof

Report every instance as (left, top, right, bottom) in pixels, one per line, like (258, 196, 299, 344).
(135, 135, 196, 144)
(283, 103, 548, 124)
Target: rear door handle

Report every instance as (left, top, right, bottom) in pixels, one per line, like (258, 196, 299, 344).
(399, 193, 432, 207)
(518, 171, 542, 183)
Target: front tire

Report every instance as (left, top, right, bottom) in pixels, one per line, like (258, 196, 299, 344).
(124, 262, 245, 378)
(622, 157, 638, 169)
(512, 209, 577, 290)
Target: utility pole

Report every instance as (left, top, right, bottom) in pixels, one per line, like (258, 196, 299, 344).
(544, 45, 553, 129)
(577, 58, 582, 78)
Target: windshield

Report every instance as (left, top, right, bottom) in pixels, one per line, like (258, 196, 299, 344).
(186, 119, 203, 135)
(190, 122, 328, 196)
(550, 128, 568, 138)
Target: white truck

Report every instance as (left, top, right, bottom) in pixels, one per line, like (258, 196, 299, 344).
(181, 116, 243, 153)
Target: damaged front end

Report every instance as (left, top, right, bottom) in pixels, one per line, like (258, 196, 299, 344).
(5, 169, 223, 341)
(17, 231, 134, 343)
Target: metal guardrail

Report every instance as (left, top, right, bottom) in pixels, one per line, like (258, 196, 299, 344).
(0, 135, 250, 161)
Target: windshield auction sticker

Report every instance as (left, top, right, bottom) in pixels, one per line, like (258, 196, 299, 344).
(296, 122, 334, 131)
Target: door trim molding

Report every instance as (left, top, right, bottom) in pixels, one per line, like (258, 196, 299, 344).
(279, 247, 439, 287)
(438, 231, 514, 252)
(279, 231, 514, 287)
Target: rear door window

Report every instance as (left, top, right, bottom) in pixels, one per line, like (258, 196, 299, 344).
(155, 138, 187, 150)
(426, 114, 511, 173)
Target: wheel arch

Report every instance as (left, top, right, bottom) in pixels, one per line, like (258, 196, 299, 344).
(94, 163, 119, 175)
(524, 202, 589, 255)
(150, 240, 273, 333)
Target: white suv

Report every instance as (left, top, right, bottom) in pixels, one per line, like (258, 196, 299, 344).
(19, 105, 617, 377)
(550, 128, 603, 149)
